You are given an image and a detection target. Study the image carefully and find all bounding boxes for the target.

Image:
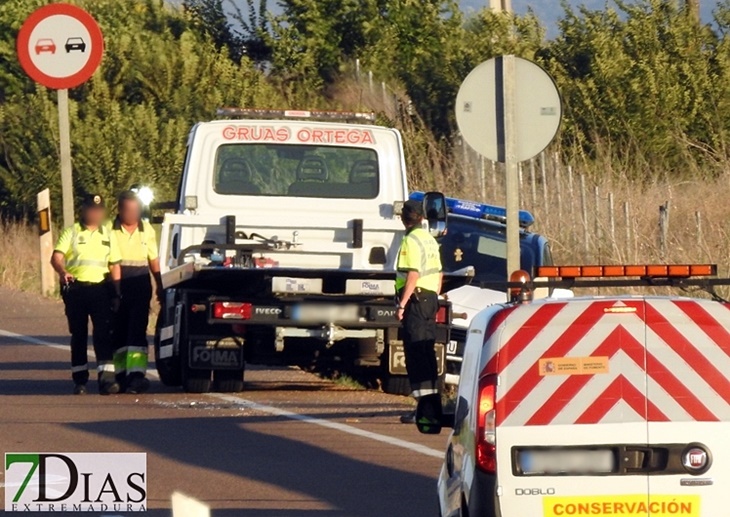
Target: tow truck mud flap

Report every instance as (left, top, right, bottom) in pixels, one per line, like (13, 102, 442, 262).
(389, 343, 445, 376)
(189, 337, 244, 370)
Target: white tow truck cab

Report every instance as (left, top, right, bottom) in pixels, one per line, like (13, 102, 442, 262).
(416, 264, 730, 517)
(155, 109, 457, 394)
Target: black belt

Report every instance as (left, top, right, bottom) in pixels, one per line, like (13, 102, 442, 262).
(414, 287, 437, 295)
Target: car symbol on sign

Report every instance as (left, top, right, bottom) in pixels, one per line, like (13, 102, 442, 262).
(65, 37, 86, 53)
(34, 38, 56, 55)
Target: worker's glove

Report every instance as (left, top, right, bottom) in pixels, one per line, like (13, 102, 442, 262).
(111, 296, 121, 313)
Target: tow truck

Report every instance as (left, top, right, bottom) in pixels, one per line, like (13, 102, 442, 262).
(153, 109, 459, 394)
(410, 192, 571, 386)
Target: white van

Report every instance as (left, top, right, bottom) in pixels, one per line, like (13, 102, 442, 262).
(417, 265, 729, 517)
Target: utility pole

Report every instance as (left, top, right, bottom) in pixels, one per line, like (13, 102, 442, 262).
(687, 0, 700, 21)
(489, 0, 512, 12)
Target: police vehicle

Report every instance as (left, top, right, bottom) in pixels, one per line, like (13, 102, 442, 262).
(410, 192, 570, 386)
(416, 264, 730, 517)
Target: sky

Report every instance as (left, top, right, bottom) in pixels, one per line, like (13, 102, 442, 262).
(459, 0, 716, 37)
(219, 1, 718, 40)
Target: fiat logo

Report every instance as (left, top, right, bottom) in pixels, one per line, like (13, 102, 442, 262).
(682, 446, 710, 474)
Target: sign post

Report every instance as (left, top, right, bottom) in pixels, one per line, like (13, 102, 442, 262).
(455, 56, 561, 284)
(37, 189, 55, 297)
(57, 88, 74, 227)
(16, 3, 104, 228)
(502, 55, 520, 279)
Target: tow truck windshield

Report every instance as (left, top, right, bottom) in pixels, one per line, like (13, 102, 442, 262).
(214, 143, 379, 199)
(439, 217, 544, 287)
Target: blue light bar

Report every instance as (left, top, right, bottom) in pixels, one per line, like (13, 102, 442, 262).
(409, 192, 535, 228)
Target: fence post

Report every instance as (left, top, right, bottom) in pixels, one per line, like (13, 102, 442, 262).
(624, 201, 631, 261)
(480, 156, 486, 202)
(355, 58, 361, 80)
(580, 175, 589, 256)
(368, 70, 373, 93)
(608, 192, 615, 254)
(594, 186, 601, 261)
(659, 201, 670, 260)
(540, 152, 548, 216)
(529, 158, 537, 210)
(695, 211, 702, 247)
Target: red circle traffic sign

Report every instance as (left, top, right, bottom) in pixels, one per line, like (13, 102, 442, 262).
(16, 3, 104, 90)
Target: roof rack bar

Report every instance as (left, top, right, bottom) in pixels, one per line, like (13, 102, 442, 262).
(216, 107, 377, 123)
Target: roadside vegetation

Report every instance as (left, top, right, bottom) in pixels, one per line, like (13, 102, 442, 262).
(1, 0, 730, 292)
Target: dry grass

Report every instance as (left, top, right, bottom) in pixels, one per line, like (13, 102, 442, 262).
(454, 147, 730, 298)
(0, 220, 41, 293)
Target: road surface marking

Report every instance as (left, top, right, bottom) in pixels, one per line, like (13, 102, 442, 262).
(0, 328, 444, 459)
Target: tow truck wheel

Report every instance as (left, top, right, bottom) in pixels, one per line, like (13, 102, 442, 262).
(213, 369, 245, 393)
(182, 365, 212, 393)
(155, 354, 182, 387)
(381, 374, 412, 396)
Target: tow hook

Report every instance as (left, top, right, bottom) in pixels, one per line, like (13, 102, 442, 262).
(324, 323, 346, 347)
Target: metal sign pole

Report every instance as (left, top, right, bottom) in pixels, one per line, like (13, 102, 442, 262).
(503, 55, 520, 279)
(57, 88, 74, 228)
(495, 55, 521, 280)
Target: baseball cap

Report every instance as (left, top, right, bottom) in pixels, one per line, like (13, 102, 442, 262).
(81, 193, 105, 209)
(402, 199, 424, 218)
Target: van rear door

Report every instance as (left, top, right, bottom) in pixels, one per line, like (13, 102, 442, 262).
(644, 299, 730, 517)
(493, 299, 650, 516)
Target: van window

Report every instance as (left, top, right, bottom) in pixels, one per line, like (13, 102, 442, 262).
(213, 143, 379, 199)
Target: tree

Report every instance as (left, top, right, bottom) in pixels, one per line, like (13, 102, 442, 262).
(183, 0, 245, 62)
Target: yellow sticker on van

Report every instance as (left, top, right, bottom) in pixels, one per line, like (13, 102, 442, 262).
(543, 495, 700, 516)
(539, 356, 609, 376)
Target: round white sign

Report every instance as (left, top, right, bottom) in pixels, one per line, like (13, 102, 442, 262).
(456, 57, 562, 163)
(17, 3, 104, 90)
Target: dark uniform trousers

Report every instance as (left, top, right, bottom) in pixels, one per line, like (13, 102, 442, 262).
(113, 271, 152, 379)
(401, 288, 440, 395)
(63, 282, 115, 384)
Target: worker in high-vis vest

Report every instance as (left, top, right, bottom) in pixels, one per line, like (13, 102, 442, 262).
(109, 190, 163, 394)
(51, 194, 122, 395)
(395, 200, 443, 423)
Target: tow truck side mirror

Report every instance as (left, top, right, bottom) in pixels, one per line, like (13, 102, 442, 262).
(422, 191, 448, 238)
(415, 393, 456, 435)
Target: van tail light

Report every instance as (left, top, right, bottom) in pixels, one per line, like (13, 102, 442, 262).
(435, 305, 449, 324)
(213, 302, 252, 320)
(476, 374, 498, 474)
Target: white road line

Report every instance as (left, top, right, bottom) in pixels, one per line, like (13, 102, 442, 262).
(0, 328, 444, 459)
(213, 393, 443, 458)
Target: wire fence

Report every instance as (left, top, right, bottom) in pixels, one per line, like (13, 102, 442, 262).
(350, 62, 730, 276)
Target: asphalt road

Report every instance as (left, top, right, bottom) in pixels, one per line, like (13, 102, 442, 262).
(0, 288, 447, 517)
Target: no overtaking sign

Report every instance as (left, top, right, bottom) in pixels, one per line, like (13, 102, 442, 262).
(16, 3, 105, 229)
